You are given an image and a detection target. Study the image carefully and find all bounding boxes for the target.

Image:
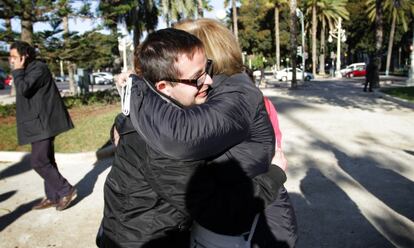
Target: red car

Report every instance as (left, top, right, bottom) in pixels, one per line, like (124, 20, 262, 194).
(345, 66, 366, 78)
(5, 75, 12, 86)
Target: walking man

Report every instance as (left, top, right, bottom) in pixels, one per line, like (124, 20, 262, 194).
(9, 41, 77, 211)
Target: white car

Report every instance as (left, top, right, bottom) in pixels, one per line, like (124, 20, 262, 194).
(275, 67, 313, 81)
(92, 72, 114, 85)
(54, 76, 67, 83)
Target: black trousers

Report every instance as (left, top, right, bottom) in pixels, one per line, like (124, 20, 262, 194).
(31, 137, 72, 201)
(364, 80, 373, 91)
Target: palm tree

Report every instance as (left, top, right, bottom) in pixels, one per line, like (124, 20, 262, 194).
(368, 0, 414, 76)
(315, 0, 349, 76)
(197, 0, 204, 17)
(161, 0, 196, 27)
(289, 0, 298, 88)
(225, 0, 239, 41)
(366, 0, 384, 88)
(267, 0, 288, 71)
(305, 0, 349, 76)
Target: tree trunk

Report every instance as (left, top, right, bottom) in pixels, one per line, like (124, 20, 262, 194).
(63, 15, 77, 95)
(232, 0, 238, 41)
(21, 19, 33, 44)
(374, 0, 383, 88)
(197, 0, 203, 17)
(311, 4, 317, 76)
(63, 15, 69, 35)
(4, 18, 13, 42)
(289, 0, 298, 89)
(67, 63, 76, 95)
(319, 18, 326, 75)
(385, 14, 396, 76)
(275, 6, 280, 71)
(10, 78, 16, 97)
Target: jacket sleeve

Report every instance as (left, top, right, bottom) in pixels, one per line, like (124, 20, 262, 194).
(129, 76, 251, 161)
(253, 165, 286, 206)
(12, 62, 46, 98)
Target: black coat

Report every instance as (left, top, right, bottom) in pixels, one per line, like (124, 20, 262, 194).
(130, 73, 275, 178)
(12, 60, 73, 145)
(101, 74, 286, 246)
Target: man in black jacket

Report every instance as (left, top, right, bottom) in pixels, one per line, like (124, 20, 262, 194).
(100, 29, 285, 247)
(9, 41, 76, 211)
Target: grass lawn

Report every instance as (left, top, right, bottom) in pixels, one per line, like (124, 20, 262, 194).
(0, 103, 121, 152)
(381, 86, 414, 103)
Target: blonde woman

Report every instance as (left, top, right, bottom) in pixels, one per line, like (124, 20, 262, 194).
(126, 19, 297, 247)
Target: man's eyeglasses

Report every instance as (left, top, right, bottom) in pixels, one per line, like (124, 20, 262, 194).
(163, 59, 213, 89)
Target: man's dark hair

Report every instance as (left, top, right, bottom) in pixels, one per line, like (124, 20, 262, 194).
(10, 41, 37, 64)
(134, 28, 204, 84)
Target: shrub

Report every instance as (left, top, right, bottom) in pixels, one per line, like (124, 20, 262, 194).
(0, 89, 120, 118)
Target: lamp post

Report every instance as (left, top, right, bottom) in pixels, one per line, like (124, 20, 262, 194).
(118, 36, 133, 72)
(296, 8, 305, 81)
(328, 18, 346, 78)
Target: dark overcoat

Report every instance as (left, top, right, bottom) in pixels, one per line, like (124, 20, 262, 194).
(12, 60, 74, 145)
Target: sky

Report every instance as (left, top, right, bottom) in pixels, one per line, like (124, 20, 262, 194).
(4, 0, 226, 35)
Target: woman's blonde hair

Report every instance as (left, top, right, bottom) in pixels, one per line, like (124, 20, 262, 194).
(174, 18, 244, 76)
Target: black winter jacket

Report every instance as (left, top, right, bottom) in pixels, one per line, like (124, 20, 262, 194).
(102, 115, 199, 247)
(12, 60, 73, 145)
(102, 73, 286, 247)
(130, 73, 275, 178)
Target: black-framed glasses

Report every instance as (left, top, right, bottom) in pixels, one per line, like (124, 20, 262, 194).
(163, 59, 213, 89)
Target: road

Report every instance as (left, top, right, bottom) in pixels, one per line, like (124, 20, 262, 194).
(0, 78, 413, 247)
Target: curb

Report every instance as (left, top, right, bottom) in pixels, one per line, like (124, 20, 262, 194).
(374, 90, 414, 109)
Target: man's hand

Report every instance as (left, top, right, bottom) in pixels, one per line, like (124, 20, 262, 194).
(13, 55, 25, 70)
(115, 70, 134, 88)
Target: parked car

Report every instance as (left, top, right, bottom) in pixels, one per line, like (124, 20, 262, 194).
(345, 65, 366, 78)
(340, 62, 366, 76)
(92, 72, 114, 85)
(275, 67, 314, 81)
(55, 76, 67, 83)
(5, 75, 12, 86)
(0, 68, 6, 89)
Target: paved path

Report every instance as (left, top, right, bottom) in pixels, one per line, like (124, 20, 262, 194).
(1, 79, 413, 247)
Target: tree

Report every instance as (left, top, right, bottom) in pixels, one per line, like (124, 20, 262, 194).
(99, 0, 158, 47)
(0, 0, 53, 44)
(225, 0, 240, 41)
(267, 0, 288, 71)
(383, 0, 414, 75)
(238, 0, 273, 57)
(289, 0, 298, 88)
(160, 0, 196, 27)
(304, 0, 349, 76)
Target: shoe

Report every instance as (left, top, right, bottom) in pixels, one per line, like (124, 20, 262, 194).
(56, 188, 77, 211)
(32, 198, 57, 210)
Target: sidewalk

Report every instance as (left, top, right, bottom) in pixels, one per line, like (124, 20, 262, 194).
(1, 79, 414, 247)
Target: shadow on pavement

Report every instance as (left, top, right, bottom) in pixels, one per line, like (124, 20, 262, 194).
(0, 190, 17, 203)
(269, 80, 412, 113)
(0, 198, 41, 232)
(0, 154, 31, 180)
(68, 156, 112, 209)
(291, 168, 393, 248)
(329, 146, 414, 221)
(403, 150, 414, 156)
(265, 93, 413, 246)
